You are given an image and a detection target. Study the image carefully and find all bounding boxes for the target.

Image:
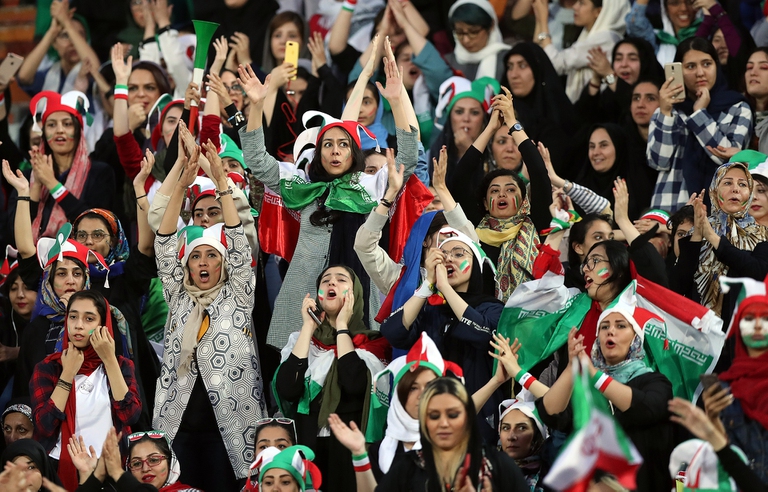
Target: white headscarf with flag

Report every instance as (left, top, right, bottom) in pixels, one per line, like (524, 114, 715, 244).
(543, 357, 643, 491)
(668, 439, 747, 491)
(365, 333, 464, 474)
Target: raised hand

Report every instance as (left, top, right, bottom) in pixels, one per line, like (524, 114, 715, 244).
(211, 35, 229, 76)
(90, 326, 117, 362)
(127, 103, 147, 132)
(328, 414, 366, 456)
(178, 120, 199, 163)
(375, 40, 403, 103)
(489, 333, 522, 380)
(307, 31, 327, 77)
(336, 288, 355, 328)
(67, 435, 98, 477)
(269, 62, 297, 89)
(385, 147, 404, 193)
(612, 178, 629, 223)
(702, 383, 733, 423)
(360, 35, 380, 80)
(432, 145, 448, 190)
(567, 327, 585, 362)
(30, 151, 57, 190)
(61, 346, 84, 380)
(659, 77, 684, 115)
(424, 248, 445, 285)
(184, 82, 201, 110)
(110, 43, 132, 85)
(587, 47, 613, 79)
(494, 87, 517, 126)
(2, 160, 30, 194)
(668, 397, 728, 448)
(301, 293, 324, 327)
(203, 139, 227, 188)
(150, 0, 173, 28)
(133, 148, 154, 189)
(229, 32, 252, 66)
(238, 64, 271, 106)
(207, 72, 234, 108)
(102, 428, 124, 482)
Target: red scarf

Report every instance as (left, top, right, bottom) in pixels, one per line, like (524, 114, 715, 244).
(31, 131, 92, 242)
(719, 335, 768, 430)
(42, 297, 116, 491)
(579, 300, 603, 354)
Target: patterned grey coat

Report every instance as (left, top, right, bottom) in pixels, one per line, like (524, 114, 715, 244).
(153, 225, 266, 478)
(240, 125, 419, 349)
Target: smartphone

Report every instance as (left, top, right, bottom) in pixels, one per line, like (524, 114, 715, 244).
(285, 41, 299, 81)
(664, 62, 685, 102)
(307, 307, 323, 326)
(699, 373, 721, 392)
(0, 53, 24, 86)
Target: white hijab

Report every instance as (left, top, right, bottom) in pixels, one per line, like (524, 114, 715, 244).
(448, 0, 511, 80)
(565, 0, 630, 102)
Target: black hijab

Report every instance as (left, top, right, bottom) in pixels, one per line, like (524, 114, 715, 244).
(0, 439, 62, 489)
(576, 123, 629, 207)
(500, 42, 576, 134)
(611, 37, 665, 86)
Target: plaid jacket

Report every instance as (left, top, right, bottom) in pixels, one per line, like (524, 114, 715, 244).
(31, 356, 141, 452)
(647, 103, 753, 212)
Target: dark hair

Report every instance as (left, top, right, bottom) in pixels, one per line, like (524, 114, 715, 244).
(363, 148, 385, 160)
(130, 61, 172, 97)
(18, 113, 37, 155)
(419, 377, 483, 492)
(315, 264, 356, 291)
(268, 12, 305, 63)
(48, 257, 88, 290)
(346, 81, 379, 104)
(632, 78, 662, 92)
(396, 366, 434, 413)
(42, 114, 82, 174)
(450, 4, 493, 30)
(476, 169, 527, 214)
(674, 38, 720, 93)
(585, 240, 631, 296)
(308, 127, 366, 227)
(66, 290, 108, 325)
(128, 434, 172, 463)
(744, 47, 768, 110)
(499, 410, 545, 459)
(394, 41, 412, 61)
(567, 213, 614, 268)
(667, 205, 695, 237)
(612, 37, 664, 85)
(254, 422, 296, 448)
(1, 269, 22, 300)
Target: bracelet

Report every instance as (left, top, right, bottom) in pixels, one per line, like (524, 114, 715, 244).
(413, 281, 435, 299)
(380, 198, 393, 208)
(563, 180, 572, 192)
(515, 372, 537, 390)
(589, 81, 600, 89)
(536, 32, 551, 42)
(50, 183, 67, 200)
(352, 452, 371, 473)
(136, 194, 148, 200)
(156, 25, 171, 36)
(216, 187, 234, 200)
(336, 329, 351, 337)
(342, 0, 357, 12)
(57, 379, 73, 392)
(17, 196, 31, 201)
(114, 84, 128, 101)
(593, 371, 613, 392)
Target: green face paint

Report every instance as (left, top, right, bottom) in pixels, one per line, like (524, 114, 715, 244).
(743, 336, 768, 349)
(459, 259, 471, 273)
(317, 289, 325, 301)
(596, 267, 610, 279)
(489, 197, 494, 211)
(514, 195, 520, 210)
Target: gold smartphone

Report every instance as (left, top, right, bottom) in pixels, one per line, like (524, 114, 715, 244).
(0, 53, 24, 86)
(285, 41, 299, 81)
(664, 62, 685, 102)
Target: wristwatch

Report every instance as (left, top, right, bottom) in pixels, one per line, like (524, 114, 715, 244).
(602, 73, 617, 85)
(507, 122, 524, 135)
(536, 32, 551, 42)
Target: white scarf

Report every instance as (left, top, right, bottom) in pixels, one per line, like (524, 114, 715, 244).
(378, 391, 421, 474)
(42, 61, 82, 95)
(449, 0, 511, 80)
(564, 0, 631, 102)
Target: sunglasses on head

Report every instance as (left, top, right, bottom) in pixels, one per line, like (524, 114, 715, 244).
(127, 430, 167, 442)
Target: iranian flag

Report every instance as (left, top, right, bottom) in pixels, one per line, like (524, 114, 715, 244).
(543, 359, 643, 491)
(498, 273, 725, 401)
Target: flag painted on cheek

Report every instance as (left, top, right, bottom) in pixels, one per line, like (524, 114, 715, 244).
(514, 195, 520, 210)
(459, 259, 471, 273)
(317, 289, 325, 301)
(597, 268, 610, 279)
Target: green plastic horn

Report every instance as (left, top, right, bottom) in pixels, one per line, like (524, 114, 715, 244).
(191, 20, 220, 94)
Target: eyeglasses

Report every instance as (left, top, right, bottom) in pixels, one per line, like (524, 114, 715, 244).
(74, 230, 109, 243)
(256, 417, 296, 438)
(580, 256, 608, 274)
(440, 247, 471, 261)
(453, 28, 485, 40)
(224, 83, 244, 94)
(128, 455, 167, 471)
(127, 430, 167, 442)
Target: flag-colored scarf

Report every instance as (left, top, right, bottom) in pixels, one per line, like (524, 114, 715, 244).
(280, 172, 378, 214)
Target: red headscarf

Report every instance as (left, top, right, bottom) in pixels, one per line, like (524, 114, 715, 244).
(720, 296, 768, 430)
(42, 294, 116, 491)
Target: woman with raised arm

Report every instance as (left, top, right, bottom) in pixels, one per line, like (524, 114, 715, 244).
(153, 137, 266, 492)
(239, 37, 419, 350)
(537, 298, 675, 492)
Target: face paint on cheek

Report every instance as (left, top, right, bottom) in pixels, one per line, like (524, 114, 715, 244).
(459, 259, 471, 273)
(514, 195, 520, 210)
(317, 289, 325, 302)
(596, 267, 610, 279)
(489, 197, 494, 211)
